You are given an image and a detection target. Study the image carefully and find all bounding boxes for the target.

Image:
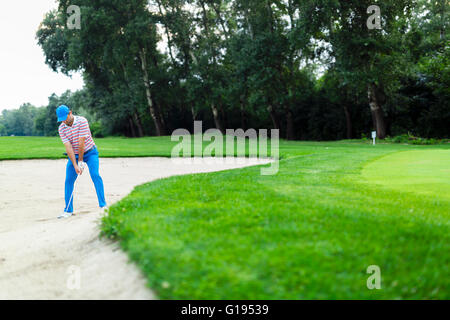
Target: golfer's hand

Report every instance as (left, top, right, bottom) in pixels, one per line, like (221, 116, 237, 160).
(79, 161, 86, 172)
(74, 164, 83, 175)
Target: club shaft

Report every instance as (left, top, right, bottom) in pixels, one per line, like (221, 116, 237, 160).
(64, 174, 80, 212)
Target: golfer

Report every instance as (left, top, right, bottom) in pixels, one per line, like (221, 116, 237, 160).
(56, 105, 107, 218)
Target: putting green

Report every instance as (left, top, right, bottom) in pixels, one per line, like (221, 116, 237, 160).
(362, 150, 450, 201)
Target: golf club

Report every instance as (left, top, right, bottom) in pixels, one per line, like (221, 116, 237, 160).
(58, 173, 80, 219)
(58, 157, 85, 219)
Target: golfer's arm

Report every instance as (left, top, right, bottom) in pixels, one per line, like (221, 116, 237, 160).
(78, 137, 86, 162)
(65, 143, 78, 168)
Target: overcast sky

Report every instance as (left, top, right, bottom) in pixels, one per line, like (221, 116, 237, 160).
(0, 1, 84, 113)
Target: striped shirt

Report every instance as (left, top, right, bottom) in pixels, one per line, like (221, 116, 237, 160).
(58, 116, 95, 154)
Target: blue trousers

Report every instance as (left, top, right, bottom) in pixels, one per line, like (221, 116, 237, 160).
(64, 147, 106, 213)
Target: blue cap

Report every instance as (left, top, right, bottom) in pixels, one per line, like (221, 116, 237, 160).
(56, 105, 70, 122)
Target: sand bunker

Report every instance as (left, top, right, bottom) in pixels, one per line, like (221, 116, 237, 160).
(0, 157, 272, 299)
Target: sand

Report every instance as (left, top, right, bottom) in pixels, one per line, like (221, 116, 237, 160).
(0, 157, 272, 299)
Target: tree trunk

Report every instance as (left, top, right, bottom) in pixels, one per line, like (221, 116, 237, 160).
(211, 2, 231, 40)
(343, 105, 352, 139)
(156, 0, 176, 66)
(150, 52, 168, 134)
(139, 48, 166, 136)
(133, 111, 144, 137)
(128, 117, 136, 138)
(267, 104, 280, 130)
(285, 106, 295, 140)
(239, 94, 248, 130)
(191, 105, 197, 121)
(368, 83, 386, 139)
(440, 0, 446, 41)
(286, 0, 297, 141)
(159, 101, 168, 132)
(211, 103, 224, 133)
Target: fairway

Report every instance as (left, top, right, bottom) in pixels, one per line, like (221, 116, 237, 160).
(362, 150, 450, 201)
(96, 138, 450, 300)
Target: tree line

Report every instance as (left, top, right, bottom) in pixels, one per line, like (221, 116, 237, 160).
(0, 91, 103, 137)
(2, 0, 447, 139)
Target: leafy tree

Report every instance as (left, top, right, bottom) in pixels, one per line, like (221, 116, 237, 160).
(32, 0, 448, 140)
(1, 103, 39, 136)
(0, 120, 7, 136)
(297, 0, 418, 138)
(37, 0, 167, 136)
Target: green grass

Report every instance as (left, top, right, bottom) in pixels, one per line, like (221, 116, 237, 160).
(362, 150, 450, 201)
(1, 136, 449, 299)
(0, 136, 180, 160)
(98, 138, 449, 299)
(0, 135, 275, 160)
